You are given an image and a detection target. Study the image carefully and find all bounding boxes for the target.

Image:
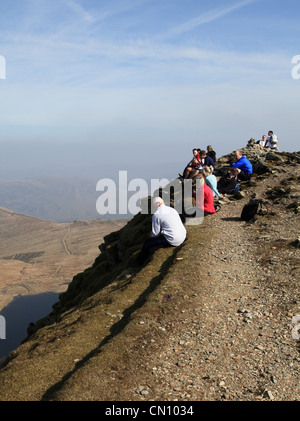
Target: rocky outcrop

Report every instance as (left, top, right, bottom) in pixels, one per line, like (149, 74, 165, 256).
(217, 143, 300, 173)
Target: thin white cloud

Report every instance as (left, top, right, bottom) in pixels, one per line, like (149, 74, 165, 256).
(166, 0, 257, 37)
(65, 0, 96, 23)
(63, 0, 150, 26)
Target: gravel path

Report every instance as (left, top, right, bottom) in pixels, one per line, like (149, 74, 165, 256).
(132, 166, 300, 401)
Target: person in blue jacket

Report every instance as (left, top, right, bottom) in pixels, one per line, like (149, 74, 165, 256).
(230, 150, 252, 181)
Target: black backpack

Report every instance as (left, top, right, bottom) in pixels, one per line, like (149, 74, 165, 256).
(214, 203, 222, 213)
(241, 199, 267, 221)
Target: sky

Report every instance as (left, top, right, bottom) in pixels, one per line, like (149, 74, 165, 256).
(0, 0, 299, 184)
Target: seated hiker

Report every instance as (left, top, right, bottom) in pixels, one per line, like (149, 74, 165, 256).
(206, 145, 216, 163)
(217, 168, 240, 195)
(230, 149, 252, 181)
(200, 150, 215, 169)
(194, 176, 216, 216)
(258, 135, 267, 147)
(265, 130, 279, 150)
(202, 165, 224, 199)
(135, 197, 186, 265)
(183, 148, 201, 179)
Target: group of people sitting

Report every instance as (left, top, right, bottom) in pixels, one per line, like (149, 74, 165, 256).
(179, 147, 253, 214)
(180, 146, 216, 179)
(135, 145, 254, 265)
(257, 131, 279, 150)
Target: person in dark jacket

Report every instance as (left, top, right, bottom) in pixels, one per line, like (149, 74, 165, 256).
(200, 150, 215, 169)
(207, 145, 216, 163)
(217, 168, 239, 194)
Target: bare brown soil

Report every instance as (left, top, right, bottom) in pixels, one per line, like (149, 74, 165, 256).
(0, 207, 127, 310)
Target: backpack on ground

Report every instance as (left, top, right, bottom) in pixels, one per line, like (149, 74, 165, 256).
(214, 203, 222, 213)
(240, 198, 268, 221)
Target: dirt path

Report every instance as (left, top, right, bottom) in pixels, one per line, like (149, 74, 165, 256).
(129, 169, 300, 401)
(62, 227, 72, 256)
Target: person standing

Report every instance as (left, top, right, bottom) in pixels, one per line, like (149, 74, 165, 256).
(266, 130, 279, 150)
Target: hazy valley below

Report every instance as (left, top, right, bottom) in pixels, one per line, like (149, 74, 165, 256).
(0, 206, 127, 311)
(0, 176, 102, 222)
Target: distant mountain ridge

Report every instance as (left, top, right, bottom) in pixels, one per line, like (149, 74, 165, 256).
(0, 176, 100, 222)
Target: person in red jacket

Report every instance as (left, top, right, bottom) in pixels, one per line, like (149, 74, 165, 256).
(182, 148, 201, 179)
(194, 177, 216, 215)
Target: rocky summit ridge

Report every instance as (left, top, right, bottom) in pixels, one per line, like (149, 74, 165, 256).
(0, 144, 299, 401)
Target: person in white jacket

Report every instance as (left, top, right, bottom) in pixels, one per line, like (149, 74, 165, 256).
(135, 197, 186, 265)
(266, 131, 279, 150)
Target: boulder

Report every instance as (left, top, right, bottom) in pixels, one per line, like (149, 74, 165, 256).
(247, 138, 256, 147)
(266, 152, 284, 162)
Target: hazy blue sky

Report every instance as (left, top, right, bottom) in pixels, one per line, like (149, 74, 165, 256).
(0, 0, 299, 182)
